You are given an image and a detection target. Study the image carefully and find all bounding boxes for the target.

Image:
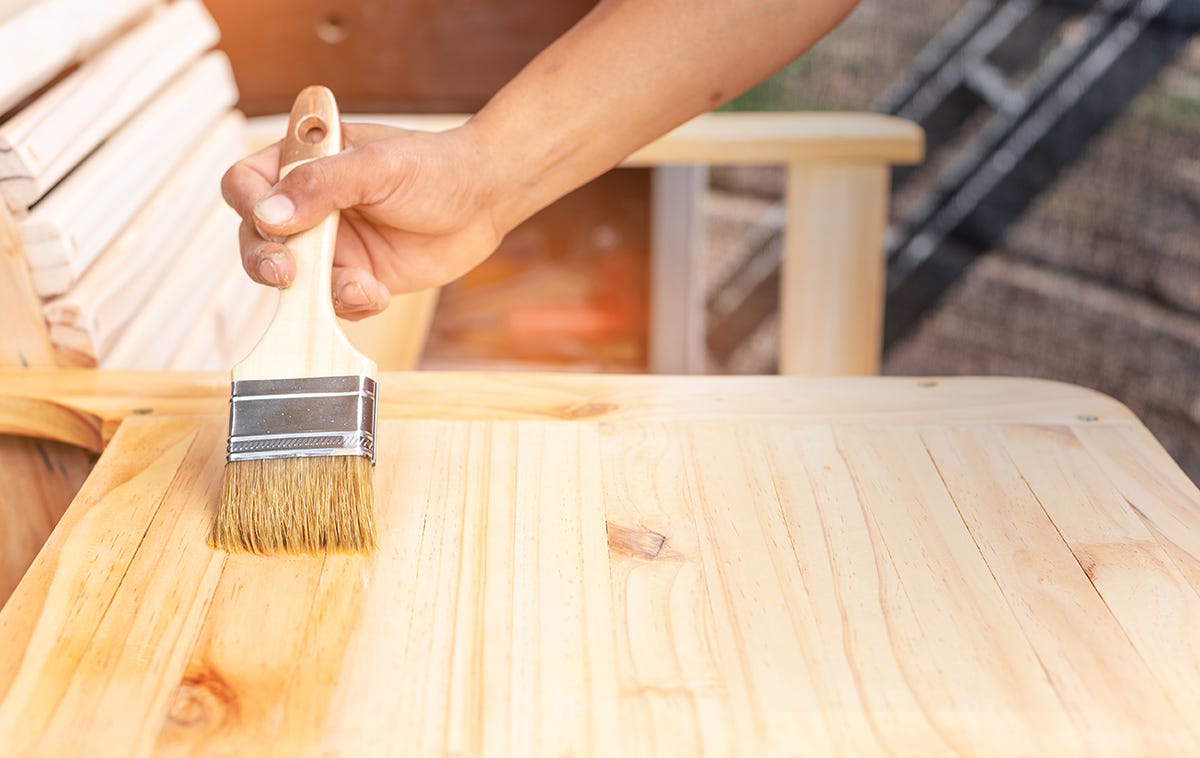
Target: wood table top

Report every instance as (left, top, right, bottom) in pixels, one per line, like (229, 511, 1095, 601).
(0, 372, 1197, 754)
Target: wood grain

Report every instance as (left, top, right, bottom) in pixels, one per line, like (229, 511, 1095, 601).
(19, 52, 237, 296)
(0, 375, 1196, 753)
(780, 161, 888, 375)
(43, 112, 245, 366)
(101, 201, 240, 370)
(0, 371, 1139, 453)
(0, 202, 55, 369)
(0, 0, 219, 211)
(0, 0, 156, 114)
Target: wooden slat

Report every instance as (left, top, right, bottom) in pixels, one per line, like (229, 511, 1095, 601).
(0, 202, 54, 368)
(0, 0, 218, 211)
(246, 111, 925, 167)
(101, 202, 240, 370)
(1000, 425, 1200, 723)
(598, 421, 725, 754)
(0, 0, 157, 114)
(922, 425, 1198, 752)
(0, 0, 37, 25)
(19, 52, 236, 296)
(0, 373, 1140, 454)
(0, 417, 206, 753)
(44, 112, 245, 365)
(1, 382, 1196, 751)
(1074, 423, 1200, 597)
(167, 258, 276, 372)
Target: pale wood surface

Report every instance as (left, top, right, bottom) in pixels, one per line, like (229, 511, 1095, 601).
(0, 370, 1141, 453)
(19, 52, 237, 296)
(0, 0, 37, 24)
(43, 112, 245, 366)
(0, 202, 55, 369)
(168, 258, 277, 373)
(102, 202, 240, 370)
(780, 161, 888, 375)
(0, 374, 1196, 754)
(235, 86, 375, 382)
(0, 0, 218, 211)
(0, 0, 156, 114)
(247, 111, 925, 167)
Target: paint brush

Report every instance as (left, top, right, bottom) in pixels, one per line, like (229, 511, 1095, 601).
(210, 86, 377, 555)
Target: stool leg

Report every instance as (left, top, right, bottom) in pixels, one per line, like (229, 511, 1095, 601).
(780, 161, 888, 376)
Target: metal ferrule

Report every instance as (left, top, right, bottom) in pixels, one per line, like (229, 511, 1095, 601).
(227, 375, 377, 463)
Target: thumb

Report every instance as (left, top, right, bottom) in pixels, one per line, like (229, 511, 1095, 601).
(252, 145, 392, 237)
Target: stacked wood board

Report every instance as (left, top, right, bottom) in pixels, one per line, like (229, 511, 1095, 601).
(0, 0, 273, 371)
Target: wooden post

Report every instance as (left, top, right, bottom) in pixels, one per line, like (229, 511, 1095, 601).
(780, 161, 889, 376)
(650, 165, 708, 374)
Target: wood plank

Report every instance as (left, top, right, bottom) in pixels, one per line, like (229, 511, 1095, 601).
(167, 257, 276, 372)
(1000, 425, 1200, 722)
(44, 112, 245, 366)
(0, 0, 37, 25)
(1074, 423, 1200, 598)
(0, 0, 157, 114)
(0, 0, 219, 211)
(0, 416, 200, 752)
(0, 375, 1197, 751)
(19, 52, 236, 296)
(102, 201, 239, 370)
(147, 420, 618, 754)
(598, 421, 727, 754)
(0, 372, 1141, 453)
(922, 425, 1197, 752)
(820, 425, 1075, 752)
(780, 161, 888, 375)
(0, 202, 55, 368)
(0, 435, 92, 607)
(247, 112, 925, 167)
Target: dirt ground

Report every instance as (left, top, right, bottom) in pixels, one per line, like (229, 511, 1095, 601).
(709, 1, 1200, 479)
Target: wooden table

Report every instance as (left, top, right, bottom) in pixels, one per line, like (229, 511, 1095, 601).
(1, 371, 1198, 755)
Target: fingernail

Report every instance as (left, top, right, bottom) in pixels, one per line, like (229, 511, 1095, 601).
(253, 220, 287, 244)
(339, 281, 371, 307)
(257, 256, 281, 286)
(255, 194, 294, 225)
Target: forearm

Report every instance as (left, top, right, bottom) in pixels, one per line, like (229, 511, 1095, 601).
(467, 0, 859, 232)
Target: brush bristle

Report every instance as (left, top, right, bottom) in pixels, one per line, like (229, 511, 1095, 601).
(211, 456, 376, 555)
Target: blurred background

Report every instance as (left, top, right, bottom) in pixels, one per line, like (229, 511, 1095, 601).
(200, 0, 1200, 479)
(3, 0, 1195, 478)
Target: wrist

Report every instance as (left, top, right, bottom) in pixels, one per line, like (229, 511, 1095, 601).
(459, 104, 572, 236)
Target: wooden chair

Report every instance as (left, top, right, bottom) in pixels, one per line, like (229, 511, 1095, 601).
(0, 0, 920, 603)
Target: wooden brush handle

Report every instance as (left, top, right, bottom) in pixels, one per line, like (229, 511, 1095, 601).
(232, 86, 376, 381)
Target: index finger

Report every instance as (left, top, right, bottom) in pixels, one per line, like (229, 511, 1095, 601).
(220, 140, 283, 222)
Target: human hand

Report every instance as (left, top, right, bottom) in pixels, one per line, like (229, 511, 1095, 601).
(221, 122, 504, 320)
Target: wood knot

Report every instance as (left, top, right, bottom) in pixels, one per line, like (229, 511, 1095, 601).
(168, 666, 238, 730)
(564, 401, 618, 419)
(607, 522, 666, 559)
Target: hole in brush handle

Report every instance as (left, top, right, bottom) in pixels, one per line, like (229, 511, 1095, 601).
(296, 115, 327, 145)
